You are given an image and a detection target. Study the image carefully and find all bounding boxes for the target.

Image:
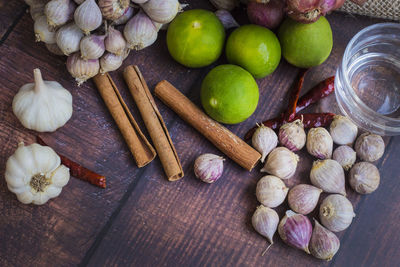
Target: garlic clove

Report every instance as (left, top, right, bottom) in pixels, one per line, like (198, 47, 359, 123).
(67, 52, 100, 85)
(210, 0, 239, 11)
(329, 115, 358, 146)
(194, 153, 224, 183)
(56, 23, 84, 56)
(140, 0, 181, 24)
(45, 0, 76, 28)
(113, 6, 134, 25)
(319, 194, 355, 232)
(99, 52, 124, 74)
(278, 210, 312, 254)
(124, 10, 158, 50)
(354, 133, 385, 162)
(74, 0, 103, 35)
(288, 184, 322, 215)
(261, 147, 299, 179)
(215, 9, 239, 30)
(98, 0, 130, 21)
(252, 124, 278, 163)
(252, 205, 279, 250)
(256, 175, 288, 208)
(332, 145, 356, 171)
(279, 119, 306, 152)
(306, 127, 333, 159)
(310, 159, 346, 196)
(80, 34, 106, 60)
(310, 219, 340, 261)
(105, 26, 127, 56)
(349, 162, 380, 194)
(34, 15, 56, 44)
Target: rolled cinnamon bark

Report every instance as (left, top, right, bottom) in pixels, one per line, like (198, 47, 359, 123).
(154, 80, 261, 171)
(123, 66, 184, 181)
(93, 73, 156, 168)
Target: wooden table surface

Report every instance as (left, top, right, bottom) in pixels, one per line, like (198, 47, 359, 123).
(1, 1, 399, 266)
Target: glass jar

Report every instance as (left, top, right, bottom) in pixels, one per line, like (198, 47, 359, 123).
(335, 23, 400, 136)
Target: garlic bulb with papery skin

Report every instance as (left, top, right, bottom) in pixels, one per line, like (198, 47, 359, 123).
(105, 27, 126, 55)
(261, 147, 299, 179)
(349, 162, 380, 194)
(80, 34, 106, 60)
(278, 210, 312, 254)
(329, 115, 358, 146)
(210, 0, 239, 11)
(252, 205, 279, 247)
(98, 0, 130, 21)
(46, 43, 64, 55)
(113, 6, 134, 25)
(307, 127, 333, 159)
(310, 220, 340, 261)
(124, 10, 158, 50)
(30, 0, 47, 21)
(5, 142, 70, 205)
(320, 194, 355, 232)
(256, 175, 288, 208)
(310, 159, 346, 195)
(74, 0, 102, 35)
(140, 0, 181, 24)
(100, 52, 124, 74)
(56, 23, 84, 55)
(13, 69, 73, 132)
(34, 15, 56, 44)
(332, 145, 356, 171)
(279, 119, 306, 151)
(355, 133, 385, 162)
(252, 124, 278, 163)
(288, 184, 322, 215)
(45, 0, 76, 28)
(67, 52, 100, 85)
(215, 9, 239, 30)
(194, 154, 224, 183)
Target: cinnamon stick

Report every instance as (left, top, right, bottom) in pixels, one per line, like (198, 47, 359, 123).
(154, 80, 261, 171)
(123, 66, 184, 181)
(93, 73, 156, 168)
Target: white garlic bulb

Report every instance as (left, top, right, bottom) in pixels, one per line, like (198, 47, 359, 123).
(310, 159, 346, 196)
(105, 26, 126, 55)
(56, 23, 84, 56)
(12, 69, 73, 132)
(256, 175, 288, 208)
(45, 0, 76, 28)
(329, 115, 358, 146)
(261, 147, 299, 179)
(80, 34, 106, 60)
(124, 10, 158, 50)
(332, 145, 356, 171)
(98, 0, 130, 21)
(319, 194, 355, 232)
(112, 6, 134, 25)
(5, 142, 70, 205)
(140, 0, 181, 24)
(100, 52, 124, 74)
(252, 124, 278, 163)
(74, 0, 103, 35)
(307, 127, 333, 159)
(67, 52, 100, 85)
(34, 15, 56, 44)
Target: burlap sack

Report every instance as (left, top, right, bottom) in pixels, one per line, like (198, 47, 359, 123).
(340, 0, 400, 21)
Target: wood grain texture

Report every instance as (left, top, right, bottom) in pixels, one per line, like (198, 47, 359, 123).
(0, 1, 399, 267)
(0, 0, 27, 42)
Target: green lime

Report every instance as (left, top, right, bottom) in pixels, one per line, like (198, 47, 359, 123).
(166, 9, 225, 68)
(201, 64, 259, 124)
(278, 17, 333, 68)
(225, 24, 281, 79)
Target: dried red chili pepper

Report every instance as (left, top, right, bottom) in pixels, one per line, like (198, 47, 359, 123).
(244, 76, 335, 140)
(295, 76, 335, 113)
(36, 136, 106, 189)
(285, 69, 308, 121)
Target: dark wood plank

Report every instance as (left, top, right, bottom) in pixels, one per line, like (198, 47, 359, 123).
(0, 0, 27, 42)
(85, 10, 398, 267)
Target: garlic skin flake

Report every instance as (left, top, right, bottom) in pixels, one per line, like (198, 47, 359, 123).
(13, 69, 73, 132)
(5, 142, 70, 205)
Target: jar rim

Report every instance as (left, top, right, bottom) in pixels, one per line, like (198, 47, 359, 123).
(341, 23, 400, 124)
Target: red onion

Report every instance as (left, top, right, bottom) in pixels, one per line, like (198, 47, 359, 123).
(247, 0, 285, 29)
